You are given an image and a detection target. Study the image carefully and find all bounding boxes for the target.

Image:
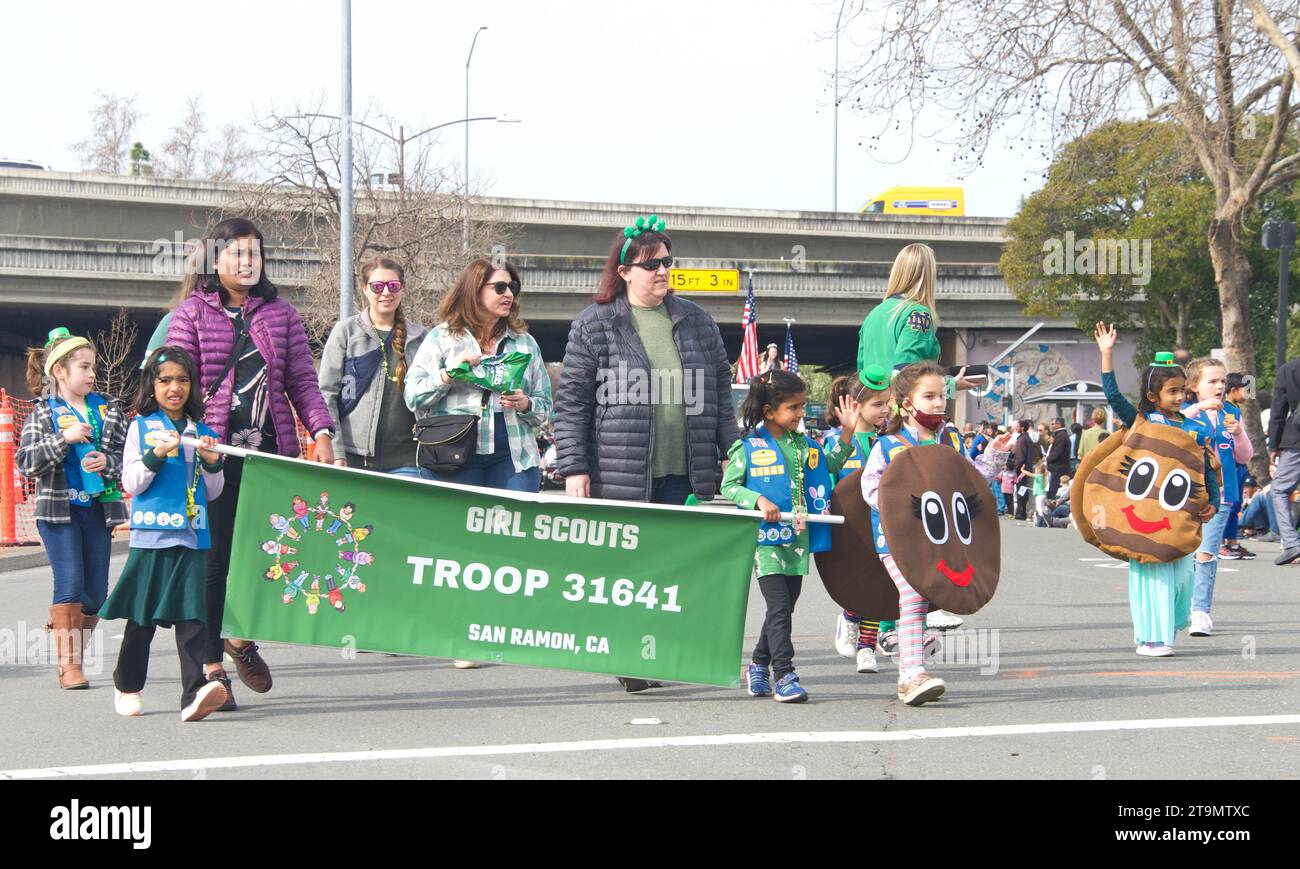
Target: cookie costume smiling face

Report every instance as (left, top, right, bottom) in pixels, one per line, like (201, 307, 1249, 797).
(1071, 416, 1214, 563)
(877, 445, 1000, 614)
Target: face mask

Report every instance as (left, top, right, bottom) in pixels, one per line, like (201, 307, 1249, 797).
(910, 408, 946, 431)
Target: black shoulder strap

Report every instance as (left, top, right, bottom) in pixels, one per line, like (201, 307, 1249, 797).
(204, 308, 254, 404)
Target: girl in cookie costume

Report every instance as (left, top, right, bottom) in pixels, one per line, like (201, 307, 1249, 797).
(1093, 324, 1220, 657)
(859, 362, 1011, 705)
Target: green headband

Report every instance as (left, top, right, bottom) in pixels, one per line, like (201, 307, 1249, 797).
(619, 214, 667, 264)
(1152, 352, 1179, 367)
(858, 364, 890, 391)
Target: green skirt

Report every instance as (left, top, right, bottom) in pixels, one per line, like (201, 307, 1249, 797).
(102, 547, 207, 628)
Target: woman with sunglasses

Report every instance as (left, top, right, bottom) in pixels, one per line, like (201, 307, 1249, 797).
(319, 257, 429, 477)
(554, 216, 739, 690)
(405, 258, 553, 492)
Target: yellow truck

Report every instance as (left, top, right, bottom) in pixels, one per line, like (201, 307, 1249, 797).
(859, 186, 965, 216)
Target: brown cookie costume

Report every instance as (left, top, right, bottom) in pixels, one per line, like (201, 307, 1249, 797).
(1071, 417, 1218, 564)
(814, 469, 899, 621)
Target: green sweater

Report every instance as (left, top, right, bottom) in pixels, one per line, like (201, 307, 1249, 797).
(857, 297, 940, 376)
(629, 302, 688, 478)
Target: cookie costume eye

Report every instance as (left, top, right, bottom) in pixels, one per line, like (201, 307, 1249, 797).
(1159, 470, 1192, 511)
(912, 491, 948, 544)
(1124, 457, 1159, 500)
(952, 492, 973, 544)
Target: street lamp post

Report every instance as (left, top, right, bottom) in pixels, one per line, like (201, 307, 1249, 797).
(465, 26, 488, 252)
(833, 0, 847, 213)
(340, 0, 354, 320)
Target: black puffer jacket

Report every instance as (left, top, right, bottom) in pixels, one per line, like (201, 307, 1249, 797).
(555, 293, 740, 501)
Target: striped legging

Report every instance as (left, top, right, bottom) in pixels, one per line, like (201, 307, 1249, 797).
(879, 554, 930, 675)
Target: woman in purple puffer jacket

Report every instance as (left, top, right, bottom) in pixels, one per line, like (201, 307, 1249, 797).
(166, 216, 336, 710)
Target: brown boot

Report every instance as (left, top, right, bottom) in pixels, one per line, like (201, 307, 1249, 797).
(47, 604, 88, 689)
(81, 613, 100, 672)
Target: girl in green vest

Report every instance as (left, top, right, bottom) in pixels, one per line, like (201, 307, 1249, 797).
(722, 370, 856, 703)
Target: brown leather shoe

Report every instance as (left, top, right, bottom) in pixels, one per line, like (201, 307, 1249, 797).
(48, 604, 88, 689)
(207, 668, 237, 711)
(224, 639, 272, 693)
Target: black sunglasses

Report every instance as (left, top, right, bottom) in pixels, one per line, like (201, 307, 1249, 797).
(630, 256, 674, 271)
(486, 280, 521, 296)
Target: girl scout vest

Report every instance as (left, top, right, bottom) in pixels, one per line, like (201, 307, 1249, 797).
(870, 424, 964, 555)
(1180, 402, 1240, 504)
(129, 412, 217, 549)
(741, 428, 834, 552)
(825, 431, 877, 482)
(47, 394, 109, 505)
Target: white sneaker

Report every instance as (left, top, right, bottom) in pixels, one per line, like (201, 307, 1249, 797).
(452, 660, 480, 669)
(855, 647, 878, 674)
(180, 680, 227, 722)
(114, 689, 143, 717)
(834, 612, 859, 657)
(1189, 611, 1214, 637)
(926, 610, 964, 631)
(1136, 643, 1175, 657)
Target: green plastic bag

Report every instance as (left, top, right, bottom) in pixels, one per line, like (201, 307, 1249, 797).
(448, 351, 531, 394)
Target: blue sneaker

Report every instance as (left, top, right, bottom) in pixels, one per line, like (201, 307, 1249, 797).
(772, 672, 808, 703)
(746, 663, 772, 697)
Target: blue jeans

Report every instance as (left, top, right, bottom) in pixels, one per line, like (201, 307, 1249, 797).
(384, 466, 434, 480)
(1193, 501, 1233, 613)
(429, 415, 540, 492)
(990, 481, 1006, 514)
(650, 474, 693, 505)
(1240, 496, 1277, 534)
(37, 504, 112, 613)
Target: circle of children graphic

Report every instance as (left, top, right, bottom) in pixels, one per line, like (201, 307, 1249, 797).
(266, 493, 373, 615)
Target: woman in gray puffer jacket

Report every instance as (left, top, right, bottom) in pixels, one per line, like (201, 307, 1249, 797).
(556, 218, 738, 505)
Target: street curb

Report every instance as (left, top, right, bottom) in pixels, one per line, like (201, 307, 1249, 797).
(0, 539, 131, 573)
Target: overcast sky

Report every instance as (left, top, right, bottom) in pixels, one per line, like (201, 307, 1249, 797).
(6, 0, 1047, 217)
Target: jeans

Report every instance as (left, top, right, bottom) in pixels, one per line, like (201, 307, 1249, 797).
(650, 474, 692, 506)
(991, 481, 1006, 514)
(384, 466, 434, 480)
(752, 574, 803, 679)
(429, 415, 540, 492)
(1193, 500, 1233, 613)
(1240, 496, 1277, 534)
(1271, 450, 1300, 550)
(38, 503, 111, 613)
(1051, 502, 1072, 520)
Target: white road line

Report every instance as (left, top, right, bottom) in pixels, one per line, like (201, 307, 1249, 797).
(4, 714, 1298, 779)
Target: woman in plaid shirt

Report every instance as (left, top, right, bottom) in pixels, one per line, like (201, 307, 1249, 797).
(17, 329, 129, 689)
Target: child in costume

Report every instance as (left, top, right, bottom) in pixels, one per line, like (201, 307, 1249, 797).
(99, 347, 229, 720)
(16, 327, 130, 690)
(1093, 324, 1220, 657)
(722, 369, 857, 703)
(859, 361, 1012, 705)
(1179, 357, 1252, 636)
(829, 365, 894, 674)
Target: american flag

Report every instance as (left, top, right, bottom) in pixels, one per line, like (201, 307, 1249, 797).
(783, 321, 799, 374)
(734, 274, 760, 383)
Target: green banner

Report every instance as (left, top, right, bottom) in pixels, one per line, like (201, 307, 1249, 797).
(226, 454, 758, 686)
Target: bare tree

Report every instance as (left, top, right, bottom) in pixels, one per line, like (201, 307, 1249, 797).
(216, 99, 515, 344)
(93, 308, 139, 404)
(156, 96, 206, 179)
(204, 122, 256, 182)
(73, 92, 141, 175)
(838, 1, 1299, 480)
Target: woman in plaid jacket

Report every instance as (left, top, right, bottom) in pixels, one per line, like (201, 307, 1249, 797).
(17, 329, 129, 690)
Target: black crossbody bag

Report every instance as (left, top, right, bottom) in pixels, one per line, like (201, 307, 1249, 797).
(413, 388, 493, 475)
